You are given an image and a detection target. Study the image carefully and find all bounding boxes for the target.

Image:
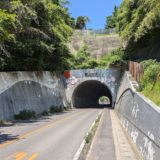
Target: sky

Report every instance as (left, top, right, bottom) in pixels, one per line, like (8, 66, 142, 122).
(67, 0, 122, 30)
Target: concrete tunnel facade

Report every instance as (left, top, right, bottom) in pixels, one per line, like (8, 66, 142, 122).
(72, 80, 112, 108)
(61, 69, 121, 108)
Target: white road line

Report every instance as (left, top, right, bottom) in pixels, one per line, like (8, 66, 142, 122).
(73, 109, 102, 160)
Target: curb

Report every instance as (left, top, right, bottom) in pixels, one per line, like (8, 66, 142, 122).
(86, 109, 104, 160)
(73, 109, 103, 160)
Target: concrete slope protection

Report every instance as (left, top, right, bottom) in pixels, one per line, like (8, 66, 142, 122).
(0, 108, 101, 160)
(115, 71, 160, 160)
(68, 36, 121, 59)
(0, 69, 121, 121)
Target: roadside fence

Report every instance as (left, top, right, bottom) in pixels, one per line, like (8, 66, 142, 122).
(128, 61, 144, 81)
(74, 28, 117, 36)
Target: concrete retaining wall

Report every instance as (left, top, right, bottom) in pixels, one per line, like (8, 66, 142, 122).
(115, 71, 160, 160)
(0, 71, 68, 121)
(68, 36, 121, 59)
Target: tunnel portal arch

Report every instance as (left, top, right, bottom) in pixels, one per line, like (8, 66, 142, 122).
(71, 80, 112, 108)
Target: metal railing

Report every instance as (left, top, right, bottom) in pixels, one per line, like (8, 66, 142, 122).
(128, 61, 144, 81)
(74, 28, 117, 36)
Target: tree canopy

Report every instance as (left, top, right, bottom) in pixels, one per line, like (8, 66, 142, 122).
(0, 0, 74, 72)
(75, 16, 90, 29)
(117, 0, 160, 50)
(105, 5, 119, 29)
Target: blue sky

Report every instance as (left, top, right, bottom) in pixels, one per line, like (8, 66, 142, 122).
(67, 0, 122, 30)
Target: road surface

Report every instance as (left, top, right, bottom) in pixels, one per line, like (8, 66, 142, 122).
(0, 108, 101, 160)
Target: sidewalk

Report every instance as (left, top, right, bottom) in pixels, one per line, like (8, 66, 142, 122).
(87, 108, 143, 160)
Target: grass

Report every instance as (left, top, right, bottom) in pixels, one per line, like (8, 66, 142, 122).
(84, 132, 92, 143)
(0, 119, 11, 125)
(79, 114, 102, 159)
(95, 115, 101, 122)
(141, 81, 160, 107)
(0, 119, 5, 125)
(84, 34, 119, 37)
(129, 77, 135, 81)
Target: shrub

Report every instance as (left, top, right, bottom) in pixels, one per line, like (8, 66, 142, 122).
(42, 110, 50, 115)
(141, 59, 160, 70)
(14, 109, 36, 120)
(85, 132, 92, 143)
(0, 119, 5, 125)
(50, 106, 62, 113)
(134, 81, 145, 92)
(19, 110, 29, 120)
(66, 106, 70, 109)
(27, 110, 36, 118)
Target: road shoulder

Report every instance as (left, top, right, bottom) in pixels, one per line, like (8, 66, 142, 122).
(88, 108, 116, 160)
(111, 110, 143, 160)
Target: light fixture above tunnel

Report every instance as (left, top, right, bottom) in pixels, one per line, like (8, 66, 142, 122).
(72, 80, 112, 108)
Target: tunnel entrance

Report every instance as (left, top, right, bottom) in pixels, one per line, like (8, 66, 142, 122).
(99, 96, 110, 105)
(71, 80, 112, 108)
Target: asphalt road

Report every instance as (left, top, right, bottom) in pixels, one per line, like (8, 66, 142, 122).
(0, 108, 102, 160)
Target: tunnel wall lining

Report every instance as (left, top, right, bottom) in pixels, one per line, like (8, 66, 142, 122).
(115, 71, 160, 160)
(61, 69, 121, 108)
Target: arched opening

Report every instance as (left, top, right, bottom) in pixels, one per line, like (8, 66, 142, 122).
(99, 96, 110, 105)
(71, 80, 112, 108)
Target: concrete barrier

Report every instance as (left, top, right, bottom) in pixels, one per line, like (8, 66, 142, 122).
(115, 71, 160, 160)
(0, 71, 68, 121)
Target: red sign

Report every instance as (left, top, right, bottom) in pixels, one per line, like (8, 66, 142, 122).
(64, 71, 70, 78)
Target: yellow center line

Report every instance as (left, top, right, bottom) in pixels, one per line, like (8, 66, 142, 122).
(4, 152, 20, 160)
(0, 109, 90, 148)
(14, 152, 25, 158)
(15, 153, 27, 160)
(28, 153, 39, 160)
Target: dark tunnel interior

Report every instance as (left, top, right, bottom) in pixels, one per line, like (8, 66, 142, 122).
(72, 80, 112, 108)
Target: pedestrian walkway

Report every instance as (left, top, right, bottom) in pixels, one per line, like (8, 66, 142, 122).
(87, 108, 143, 160)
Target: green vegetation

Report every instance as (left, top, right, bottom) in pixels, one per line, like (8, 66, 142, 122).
(105, 1, 160, 50)
(117, 0, 160, 50)
(0, 119, 5, 125)
(105, 5, 119, 29)
(133, 59, 160, 106)
(14, 109, 36, 120)
(14, 106, 71, 120)
(69, 45, 132, 70)
(84, 114, 101, 144)
(84, 132, 92, 143)
(95, 115, 101, 123)
(99, 97, 107, 102)
(75, 16, 90, 29)
(98, 46, 133, 69)
(42, 110, 51, 115)
(0, 0, 74, 72)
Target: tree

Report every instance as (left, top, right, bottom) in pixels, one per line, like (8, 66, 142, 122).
(117, 0, 160, 50)
(105, 5, 119, 29)
(75, 16, 90, 29)
(99, 96, 108, 102)
(0, 0, 75, 72)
